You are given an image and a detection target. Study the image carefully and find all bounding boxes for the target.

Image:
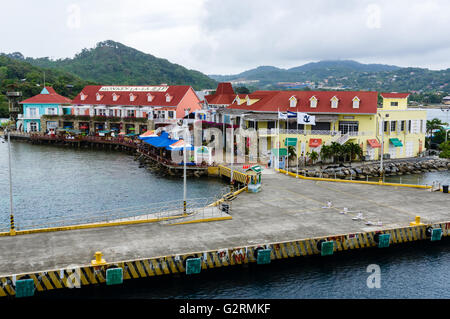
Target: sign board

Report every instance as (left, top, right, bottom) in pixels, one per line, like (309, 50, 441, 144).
(99, 86, 169, 92)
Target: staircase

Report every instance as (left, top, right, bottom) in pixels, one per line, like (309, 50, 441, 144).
(334, 133, 350, 145)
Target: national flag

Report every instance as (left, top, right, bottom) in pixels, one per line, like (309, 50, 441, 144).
(278, 111, 288, 120)
(297, 112, 316, 125)
(287, 111, 297, 118)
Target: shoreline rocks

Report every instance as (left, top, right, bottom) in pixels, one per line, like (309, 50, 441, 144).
(291, 158, 450, 180)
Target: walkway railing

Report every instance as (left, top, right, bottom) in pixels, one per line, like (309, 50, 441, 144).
(2, 197, 225, 232)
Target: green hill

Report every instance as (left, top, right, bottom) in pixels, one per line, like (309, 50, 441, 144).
(20, 40, 217, 90)
(209, 60, 450, 94)
(0, 55, 92, 117)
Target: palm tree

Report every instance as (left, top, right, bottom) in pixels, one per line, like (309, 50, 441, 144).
(309, 151, 319, 164)
(320, 145, 333, 163)
(344, 142, 363, 165)
(330, 142, 343, 163)
(427, 118, 448, 139)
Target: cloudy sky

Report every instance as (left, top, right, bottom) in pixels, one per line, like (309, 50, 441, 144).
(1, 0, 450, 74)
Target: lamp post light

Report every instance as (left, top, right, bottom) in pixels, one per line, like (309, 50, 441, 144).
(378, 113, 389, 183)
(183, 122, 188, 216)
(6, 129, 16, 235)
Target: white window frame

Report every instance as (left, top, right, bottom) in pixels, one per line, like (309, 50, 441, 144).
(331, 96, 339, 109)
(352, 97, 360, 109)
(310, 96, 317, 108)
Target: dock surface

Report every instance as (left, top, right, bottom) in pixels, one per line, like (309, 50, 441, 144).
(0, 172, 449, 277)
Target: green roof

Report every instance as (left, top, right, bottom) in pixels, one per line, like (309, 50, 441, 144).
(248, 165, 262, 173)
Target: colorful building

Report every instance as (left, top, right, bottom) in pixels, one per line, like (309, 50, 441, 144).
(67, 85, 202, 134)
(18, 87, 72, 133)
(216, 88, 426, 160)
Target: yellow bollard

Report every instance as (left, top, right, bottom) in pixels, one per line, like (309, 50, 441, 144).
(91, 251, 106, 266)
(410, 216, 424, 226)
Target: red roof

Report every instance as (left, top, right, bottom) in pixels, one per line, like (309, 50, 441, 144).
(227, 90, 378, 114)
(20, 87, 71, 104)
(205, 82, 236, 105)
(380, 93, 410, 99)
(71, 85, 193, 106)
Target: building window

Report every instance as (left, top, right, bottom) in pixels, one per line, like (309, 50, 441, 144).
(267, 121, 275, 129)
(289, 96, 297, 108)
(147, 94, 154, 102)
(401, 120, 405, 131)
(383, 121, 388, 132)
(352, 97, 360, 108)
(390, 121, 396, 132)
(112, 94, 119, 102)
(165, 94, 172, 102)
(130, 94, 136, 102)
(339, 121, 359, 134)
(47, 107, 57, 115)
(408, 120, 412, 132)
(168, 111, 174, 119)
(310, 97, 317, 108)
(391, 102, 398, 107)
(30, 122, 38, 132)
(127, 110, 135, 117)
(331, 96, 339, 108)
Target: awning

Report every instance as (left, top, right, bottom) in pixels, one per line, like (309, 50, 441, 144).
(367, 139, 381, 148)
(389, 138, 403, 147)
(166, 139, 194, 151)
(272, 148, 287, 156)
(139, 130, 157, 139)
(285, 137, 297, 146)
(143, 131, 178, 148)
(247, 165, 262, 173)
(309, 138, 322, 148)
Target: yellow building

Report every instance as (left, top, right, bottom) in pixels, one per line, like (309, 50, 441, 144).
(215, 88, 426, 161)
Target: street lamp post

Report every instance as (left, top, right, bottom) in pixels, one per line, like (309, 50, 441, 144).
(183, 123, 188, 215)
(378, 113, 388, 183)
(230, 116, 234, 192)
(7, 129, 16, 235)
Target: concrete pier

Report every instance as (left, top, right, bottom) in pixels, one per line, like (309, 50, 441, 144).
(0, 171, 448, 297)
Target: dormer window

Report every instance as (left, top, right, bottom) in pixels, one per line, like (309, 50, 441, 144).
(235, 95, 241, 105)
(331, 96, 339, 108)
(80, 93, 87, 101)
(112, 93, 119, 102)
(310, 96, 317, 108)
(96, 93, 103, 101)
(246, 96, 251, 106)
(165, 93, 172, 102)
(352, 96, 360, 109)
(129, 93, 136, 102)
(147, 93, 154, 102)
(289, 96, 297, 108)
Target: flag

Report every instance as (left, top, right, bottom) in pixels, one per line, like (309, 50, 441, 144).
(287, 111, 297, 118)
(297, 112, 316, 125)
(278, 111, 288, 120)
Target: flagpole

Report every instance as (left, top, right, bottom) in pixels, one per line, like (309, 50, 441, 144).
(286, 117, 289, 175)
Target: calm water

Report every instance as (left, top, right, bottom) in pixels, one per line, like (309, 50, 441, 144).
(0, 140, 228, 231)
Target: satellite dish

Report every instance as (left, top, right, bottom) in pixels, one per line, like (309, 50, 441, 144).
(177, 120, 183, 126)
